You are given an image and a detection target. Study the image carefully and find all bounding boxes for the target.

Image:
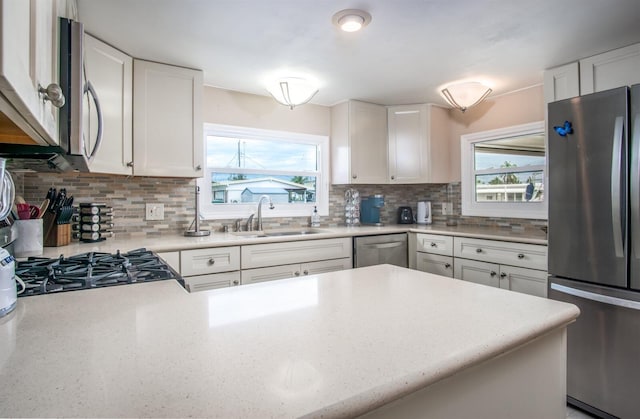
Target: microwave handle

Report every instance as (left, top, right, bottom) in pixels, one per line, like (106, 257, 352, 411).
(84, 80, 103, 159)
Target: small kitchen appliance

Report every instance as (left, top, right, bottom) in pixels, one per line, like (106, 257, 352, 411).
(360, 195, 384, 225)
(416, 201, 432, 224)
(0, 248, 24, 317)
(397, 206, 413, 224)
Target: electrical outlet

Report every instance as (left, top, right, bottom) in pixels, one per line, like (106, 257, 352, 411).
(145, 203, 164, 220)
(441, 203, 450, 215)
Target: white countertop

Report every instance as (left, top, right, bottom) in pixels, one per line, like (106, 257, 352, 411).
(35, 224, 547, 258)
(0, 265, 577, 418)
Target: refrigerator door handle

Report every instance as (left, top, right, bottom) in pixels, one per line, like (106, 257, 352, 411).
(611, 116, 625, 257)
(551, 283, 640, 310)
(632, 113, 640, 259)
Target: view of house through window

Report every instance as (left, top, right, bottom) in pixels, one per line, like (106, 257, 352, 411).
(200, 124, 328, 219)
(473, 134, 546, 203)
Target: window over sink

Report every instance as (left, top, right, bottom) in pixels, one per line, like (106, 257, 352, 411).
(461, 121, 547, 219)
(199, 124, 329, 220)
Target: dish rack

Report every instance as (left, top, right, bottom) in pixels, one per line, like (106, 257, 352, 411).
(73, 203, 114, 242)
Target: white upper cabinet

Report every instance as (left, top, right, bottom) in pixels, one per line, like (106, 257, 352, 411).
(543, 62, 580, 103)
(0, 0, 61, 145)
(580, 43, 640, 94)
(331, 100, 388, 184)
(545, 43, 640, 103)
(84, 34, 133, 175)
(387, 104, 451, 183)
(133, 59, 204, 177)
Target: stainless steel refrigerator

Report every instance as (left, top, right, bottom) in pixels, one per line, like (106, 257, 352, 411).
(548, 84, 640, 419)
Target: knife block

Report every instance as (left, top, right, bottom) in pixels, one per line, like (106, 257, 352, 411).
(43, 212, 71, 247)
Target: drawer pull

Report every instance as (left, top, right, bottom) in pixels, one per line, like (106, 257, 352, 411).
(490, 271, 497, 277)
(444, 263, 451, 268)
(232, 280, 239, 285)
(476, 248, 483, 253)
(303, 270, 309, 275)
(500, 272, 507, 278)
(430, 242, 437, 247)
(295, 271, 300, 276)
(517, 253, 525, 259)
(208, 258, 215, 265)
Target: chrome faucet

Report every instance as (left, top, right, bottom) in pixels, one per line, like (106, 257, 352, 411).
(246, 213, 255, 231)
(257, 195, 274, 231)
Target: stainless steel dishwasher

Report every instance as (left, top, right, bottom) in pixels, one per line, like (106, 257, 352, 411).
(353, 233, 408, 268)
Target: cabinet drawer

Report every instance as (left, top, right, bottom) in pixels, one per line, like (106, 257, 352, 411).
(453, 237, 547, 270)
(241, 238, 352, 269)
(304, 258, 352, 276)
(415, 233, 453, 256)
(241, 264, 301, 285)
(181, 246, 240, 276)
(416, 253, 453, 278)
(184, 271, 240, 292)
(454, 258, 501, 287)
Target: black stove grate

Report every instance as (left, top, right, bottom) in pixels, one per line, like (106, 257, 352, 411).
(16, 248, 182, 297)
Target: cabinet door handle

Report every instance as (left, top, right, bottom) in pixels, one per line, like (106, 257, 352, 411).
(444, 263, 451, 268)
(208, 258, 215, 265)
(303, 270, 309, 275)
(430, 242, 437, 247)
(352, 174, 357, 179)
(517, 253, 525, 259)
(126, 161, 134, 168)
(196, 165, 201, 171)
(390, 175, 395, 180)
(500, 272, 507, 278)
(295, 271, 300, 276)
(490, 271, 497, 277)
(38, 83, 65, 107)
(232, 280, 239, 285)
(476, 248, 483, 253)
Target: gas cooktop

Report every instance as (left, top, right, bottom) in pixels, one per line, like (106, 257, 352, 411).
(15, 248, 183, 297)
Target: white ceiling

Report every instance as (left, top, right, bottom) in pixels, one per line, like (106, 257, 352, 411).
(76, 0, 640, 108)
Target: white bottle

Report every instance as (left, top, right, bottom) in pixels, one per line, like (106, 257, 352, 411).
(311, 206, 320, 227)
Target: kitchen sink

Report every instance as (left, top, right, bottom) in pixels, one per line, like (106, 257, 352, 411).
(230, 228, 328, 238)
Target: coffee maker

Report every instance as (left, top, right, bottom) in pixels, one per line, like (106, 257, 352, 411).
(360, 195, 384, 225)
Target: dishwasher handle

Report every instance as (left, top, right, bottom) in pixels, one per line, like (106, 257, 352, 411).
(361, 241, 405, 249)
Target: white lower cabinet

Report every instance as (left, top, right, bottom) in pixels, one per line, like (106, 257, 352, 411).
(241, 258, 352, 285)
(453, 237, 548, 298)
(453, 259, 547, 297)
(241, 238, 352, 284)
(416, 253, 453, 278)
(179, 246, 241, 292)
(414, 233, 454, 277)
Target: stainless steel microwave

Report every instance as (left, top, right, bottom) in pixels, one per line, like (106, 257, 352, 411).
(0, 18, 102, 172)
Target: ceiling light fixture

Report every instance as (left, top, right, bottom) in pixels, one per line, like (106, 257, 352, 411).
(332, 9, 372, 32)
(266, 77, 319, 110)
(441, 81, 492, 112)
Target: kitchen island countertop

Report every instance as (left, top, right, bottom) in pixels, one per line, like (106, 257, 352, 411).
(35, 223, 547, 258)
(0, 264, 577, 418)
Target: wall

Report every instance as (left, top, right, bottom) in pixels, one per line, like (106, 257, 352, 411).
(447, 84, 545, 181)
(12, 85, 547, 240)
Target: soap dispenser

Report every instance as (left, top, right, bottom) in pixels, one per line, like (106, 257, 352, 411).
(311, 206, 320, 227)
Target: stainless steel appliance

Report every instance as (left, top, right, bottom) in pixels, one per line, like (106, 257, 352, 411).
(0, 18, 102, 172)
(354, 233, 408, 268)
(547, 85, 640, 419)
(397, 206, 413, 224)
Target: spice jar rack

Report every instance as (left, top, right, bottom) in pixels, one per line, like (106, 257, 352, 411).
(73, 203, 114, 242)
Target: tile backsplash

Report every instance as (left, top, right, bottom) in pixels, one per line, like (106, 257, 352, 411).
(12, 172, 546, 238)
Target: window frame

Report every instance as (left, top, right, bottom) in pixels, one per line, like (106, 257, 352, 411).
(199, 123, 329, 220)
(460, 121, 547, 219)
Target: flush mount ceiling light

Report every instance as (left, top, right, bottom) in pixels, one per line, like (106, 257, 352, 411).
(332, 9, 372, 32)
(266, 77, 319, 110)
(441, 81, 493, 112)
